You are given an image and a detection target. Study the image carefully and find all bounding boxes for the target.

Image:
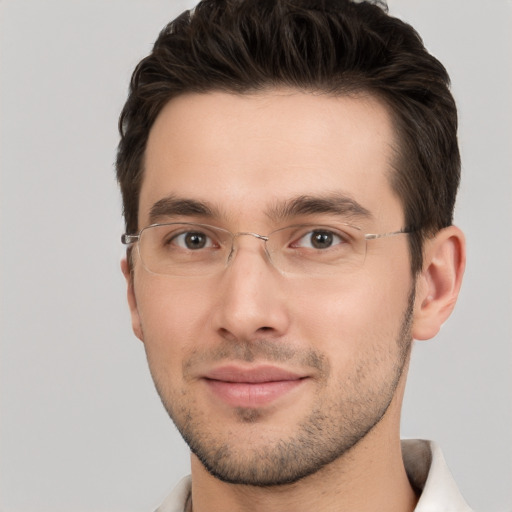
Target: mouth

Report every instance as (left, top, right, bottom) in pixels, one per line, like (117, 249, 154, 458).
(202, 365, 308, 408)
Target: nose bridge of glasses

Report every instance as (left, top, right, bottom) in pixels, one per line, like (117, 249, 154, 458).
(233, 231, 269, 242)
(228, 231, 271, 263)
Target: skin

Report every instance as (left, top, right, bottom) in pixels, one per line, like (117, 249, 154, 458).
(122, 89, 465, 512)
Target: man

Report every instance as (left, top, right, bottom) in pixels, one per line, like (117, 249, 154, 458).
(116, 1, 469, 510)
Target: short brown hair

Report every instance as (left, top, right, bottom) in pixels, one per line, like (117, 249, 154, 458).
(116, 0, 460, 274)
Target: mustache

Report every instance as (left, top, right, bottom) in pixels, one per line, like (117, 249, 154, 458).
(182, 338, 329, 376)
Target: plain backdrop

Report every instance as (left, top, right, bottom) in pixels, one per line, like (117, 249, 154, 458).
(0, 1, 510, 511)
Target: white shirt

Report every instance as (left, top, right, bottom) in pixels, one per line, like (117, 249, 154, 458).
(156, 439, 472, 512)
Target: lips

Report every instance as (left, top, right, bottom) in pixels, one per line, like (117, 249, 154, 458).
(202, 365, 307, 408)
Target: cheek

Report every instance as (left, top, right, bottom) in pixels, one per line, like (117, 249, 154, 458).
(289, 272, 410, 357)
(135, 277, 215, 366)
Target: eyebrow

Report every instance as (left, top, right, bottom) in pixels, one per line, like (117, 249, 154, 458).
(267, 194, 373, 222)
(148, 195, 218, 224)
(147, 192, 372, 226)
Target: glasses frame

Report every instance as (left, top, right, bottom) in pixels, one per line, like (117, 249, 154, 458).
(121, 222, 412, 277)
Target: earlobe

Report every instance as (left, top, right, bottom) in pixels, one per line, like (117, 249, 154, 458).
(412, 226, 466, 341)
(121, 257, 144, 342)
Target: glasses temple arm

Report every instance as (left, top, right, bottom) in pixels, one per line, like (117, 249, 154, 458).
(121, 234, 139, 245)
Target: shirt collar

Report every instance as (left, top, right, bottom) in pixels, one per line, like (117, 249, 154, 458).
(402, 439, 472, 511)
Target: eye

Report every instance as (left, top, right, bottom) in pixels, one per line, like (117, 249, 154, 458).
(293, 229, 346, 250)
(171, 231, 215, 250)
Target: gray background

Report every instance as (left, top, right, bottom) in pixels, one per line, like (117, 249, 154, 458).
(0, 1, 510, 510)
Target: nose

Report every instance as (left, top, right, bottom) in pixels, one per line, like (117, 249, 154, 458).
(211, 237, 291, 344)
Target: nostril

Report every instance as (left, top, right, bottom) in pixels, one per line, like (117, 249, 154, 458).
(217, 327, 237, 342)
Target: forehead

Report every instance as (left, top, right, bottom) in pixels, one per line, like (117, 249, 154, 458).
(140, 89, 402, 228)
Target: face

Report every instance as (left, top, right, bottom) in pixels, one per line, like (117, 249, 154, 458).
(126, 90, 415, 486)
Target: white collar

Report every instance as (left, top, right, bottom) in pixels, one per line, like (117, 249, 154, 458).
(402, 439, 472, 511)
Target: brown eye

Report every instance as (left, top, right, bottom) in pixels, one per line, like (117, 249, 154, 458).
(184, 232, 207, 249)
(294, 230, 343, 250)
(310, 231, 334, 249)
(172, 231, 213, 250)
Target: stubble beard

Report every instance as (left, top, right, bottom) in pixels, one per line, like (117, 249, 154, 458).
(150, 289, 415, 487)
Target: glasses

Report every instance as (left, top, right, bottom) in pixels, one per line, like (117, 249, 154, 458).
(121, 222, 410, 277)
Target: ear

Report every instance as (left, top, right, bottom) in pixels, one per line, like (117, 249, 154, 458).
(121, 257, 144, 342)
(412, 226, 466, 341)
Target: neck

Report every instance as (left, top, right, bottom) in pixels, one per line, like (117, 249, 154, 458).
(188, 421, 418, 512)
